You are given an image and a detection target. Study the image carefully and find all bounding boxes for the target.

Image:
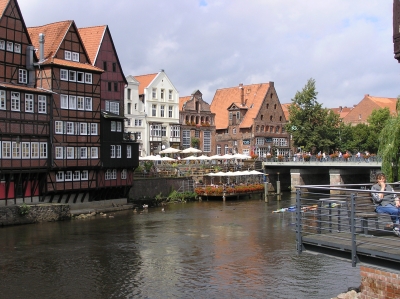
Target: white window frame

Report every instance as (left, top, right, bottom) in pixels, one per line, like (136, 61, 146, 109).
(55, 147, 63, 159)
(80, 147, 88, 159)
(14, 43, 21, 53)
(169, 90, 173, 100)
(65, 171, 72, 181)
(117, 122, 122, 132)
(11, 92, 20, 111)
(85, 97, 92, 111)
(110, 145, 115, 158)
(2, 141, 11, 158)
(61, 94, 68, 109)
(91, 147, 98, 158)
(73, 171, 80, 181)
(56, 172, 64, 182)
(111, 121, 116, 132)
(0, 40, 5, 50)
(121, 169, 127, 180)
(90, 123, 98, 135)
(105, 169, 111, 180)
(0, 90, 5, 110)
(85, 73, 92, 84)
(19, 69, 27, 84)
(77, 96, 85, 110)
(77, 72, 84, 83)
(40, 143, 47, 158)
(55, 121, 63, 134)
(66, 122, 74, 135)
(116, 145, 121, 158)
(72, 52, 79, 62)
(152, 104, 157, 117)
(6, 41, 13, 52)
(31, 142, 39, 158)
(66, 147, 74, 159)
(112, 169, 117, 179)
(60, 69, 68, 81)
(152, 88, 157, 98)
(81, 171, 88, 180)
(25, 94, 34, 112)
(69, 70, 76, 82)
(21, 142, 30, 159)
(38, 95, 46, 113)
(69, 95, 76, 110)
(127, 145, 131, 158)
(65, 51, 71, 60)
(160, 105, 165, 117)
(168, 106, 173, 118)
(80, 123, 87, 135)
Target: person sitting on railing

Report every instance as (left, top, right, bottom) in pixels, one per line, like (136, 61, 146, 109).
(371, 173, 400, 237)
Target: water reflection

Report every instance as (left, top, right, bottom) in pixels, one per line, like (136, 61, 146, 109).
(0, 194, 359, 299)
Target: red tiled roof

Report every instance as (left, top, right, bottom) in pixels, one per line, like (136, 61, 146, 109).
(179, 96, 191, 111)
(281, 103, 290, 121)
(0, 0, 9, 17)
(134, 73, 158, 95)
(28, 21, 72, 60)
(369, 95, 397, 112)
(0, 82, 53, 93)
(78, 25, 106, 64)
(41, 58, 103, 72)
(330, 106, 353, 119)
(210, 83, 270, 129)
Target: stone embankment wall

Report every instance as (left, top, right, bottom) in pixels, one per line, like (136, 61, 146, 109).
(0, 204, 70, 226)
(129, 177, 190, 201)
(360, 265, 400, 298)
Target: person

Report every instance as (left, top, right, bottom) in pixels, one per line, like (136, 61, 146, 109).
(371, 173, 400, 237)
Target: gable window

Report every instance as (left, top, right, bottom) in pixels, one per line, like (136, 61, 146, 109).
(114, 82, 118, 92)
(6, 41, 13, 52)
(161, 89, 164, 100)
(11, 92, 20, 111)
(14, 43, 21, 53)
(69, 71, 76, 82)
(112, 62, 116, 72)
(19, 69, 27, 84)
(77, 72, 84, 83)
(0, 90, 5, 110)
(229, 112, 232, 120)
(60, 69, 68, 81)
(152, 88, 157, 98)
(85, 73, 92, 84)
(65, 51, 71, 60)
(72, 52, 79, 62)
(169, 90, 173, 100)
(152, 104, 157, 116)
(127, 88, 131, 100)
(0, 40, 4, 50)
(103, 61, 107, 71)
(25, 94, 34, 112)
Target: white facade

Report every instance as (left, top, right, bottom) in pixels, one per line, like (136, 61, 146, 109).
(124, 71, 180, 156)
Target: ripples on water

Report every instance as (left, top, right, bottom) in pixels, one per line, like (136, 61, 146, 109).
(0, 194, 360, 299)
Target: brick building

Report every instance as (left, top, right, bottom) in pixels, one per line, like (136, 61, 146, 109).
(179, 90, 216, 154)
(210, 82, 290, 157)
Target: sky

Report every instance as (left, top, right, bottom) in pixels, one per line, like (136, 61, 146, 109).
(18, 0, 399, 108)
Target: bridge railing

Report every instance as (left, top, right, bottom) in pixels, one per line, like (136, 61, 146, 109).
(295, 183, 400, 267)
(261, 155, 381, 163)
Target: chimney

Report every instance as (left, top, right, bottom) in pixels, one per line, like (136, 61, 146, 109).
(239, 83, 244, 106)
(339, 106, 342, 112)
(39, 33, 45, 62)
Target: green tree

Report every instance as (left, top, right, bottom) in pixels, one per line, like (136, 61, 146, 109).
(366, 107, 391, 153)
(285, 78, 341, 153)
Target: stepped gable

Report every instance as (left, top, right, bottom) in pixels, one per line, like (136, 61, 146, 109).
(134, 73, 158, 95)
(210, 83, 270, 130)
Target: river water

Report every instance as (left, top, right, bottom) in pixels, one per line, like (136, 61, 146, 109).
(0, 193, 360, 299)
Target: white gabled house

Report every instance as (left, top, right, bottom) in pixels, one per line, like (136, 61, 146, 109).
(125, 70, 180, 156)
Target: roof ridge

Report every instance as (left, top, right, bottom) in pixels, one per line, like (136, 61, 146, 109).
(27, 20, 73, 29)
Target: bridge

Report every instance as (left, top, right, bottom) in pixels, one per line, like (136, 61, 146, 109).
(261, 157, 382, 192)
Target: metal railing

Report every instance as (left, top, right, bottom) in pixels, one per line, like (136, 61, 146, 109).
(295, 184, 400, 267)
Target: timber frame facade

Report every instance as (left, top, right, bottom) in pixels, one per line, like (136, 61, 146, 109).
(0, 0, 138, 205)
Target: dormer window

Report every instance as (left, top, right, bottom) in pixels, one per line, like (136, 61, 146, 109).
(65, 51, 71, 60)
(229, 112, 232, 120)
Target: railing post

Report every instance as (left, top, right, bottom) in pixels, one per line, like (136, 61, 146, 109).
(296, 189, 303, 254)
(350, 193, 358, 267)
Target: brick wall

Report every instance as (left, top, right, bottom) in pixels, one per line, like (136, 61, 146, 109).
(360, 265, 400, 298)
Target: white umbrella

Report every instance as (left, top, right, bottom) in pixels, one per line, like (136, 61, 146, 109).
(196, 155, 211, 160)
(209, 154, 222, 160)
(159, 147, 181, 154)
(250, 170, 264, 175)
(160, 156, 176, 161)
(232, 153, 251, 160)
(221, 154, 235, 159)
(181, 147, 202, 154)
(139, 155, 161, 161)
(182, 155, 198, 160)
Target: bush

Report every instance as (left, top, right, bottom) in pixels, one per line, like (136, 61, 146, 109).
(19, 203, 31, 215)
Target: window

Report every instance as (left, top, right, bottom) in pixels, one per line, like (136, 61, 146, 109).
(127, 145, 131, 158)
(110, 145, 115, 158)
(103, 61, 107, 71)
(256, 138, 264, 145)
(134, 103, 137, 110)
(135, 119, 142, 126)
(161, 126, 166, 137)
(14, 43, 21, 53)
(151, 125, 161, 137)
(77, 96, 84, 110)
(90, 123, 98, 135)
(66, 122, 74, 134)
(203, 131, 211, 152)
(236, 111, 240, 119)
(127, 88, 131, 100)
(233, 128, 236, 134)
(105, 169, 111, 180)
(69, 71, 76, 82)
(121, 169, 127, 180)
(127, 103, 131, 114)
(54, 147, 64, 160)
(66, 147, 74, 159)
(112, 62, 116, 72)
(22, 142, 30, 159)
(77, 72, 84, 83)
(72, 52, 79, 62)
(217, 145, 221, 155)
(152, 88, 157, 98)
(117, 122, 122, 132)
(85, 73, 92, 84)
(182, 130, 190, 148)
(111, 121, 116, 131)
(112, 169, 117, 179)
(83, 97, 92, 111)
(91, 147, 98, 158)
(2, 141, 10, 158)
(109, 101, 119, 114)
(80, 147, 87, 159)
(229, 112, 232, 120)
(224, 145, 228, 154)
(160, 105, 165, 117)
(136, 132, 142, 140)
(25, 94, 34, 112)
(65, 51, 71, 60)
(116, 145, 121, 158)
(81, 171, 88, 180)
(0, 40, 4, 50)
(80, 123, 87, 135)
(61, 95, 68, 109)
(161, 89, 164, 99)
(6, 41, 13, 52)
(31, 143, 39, 158)
(73, 171, 80, 181)
(38, 95, 46, 113)
(169, 90, 173, 100)
(69, 95, 76, 110)
(11, 92, 20, 111)
(60, 69, 68, 81)
(55, 121, 63, 134)
(56, 172, 64, 182)
(274, 104, 277, 109)
(152, 104, 157, 116)
(65, 171, 72, 181)
(0, 90, 5, 109)
(40, 143, 47, 158)
(171, 126, 180, 138)
(108, 82, 112, 91)
(19, 69, 27, 84)
(114, 82, 118, 92)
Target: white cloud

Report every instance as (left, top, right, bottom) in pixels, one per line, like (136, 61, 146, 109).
(18, 0, 398, 107)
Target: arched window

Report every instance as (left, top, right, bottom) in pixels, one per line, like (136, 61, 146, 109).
(256, 125, 260, 132)
(275, 126, 280, 133)
(261, 125, 264, 132)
